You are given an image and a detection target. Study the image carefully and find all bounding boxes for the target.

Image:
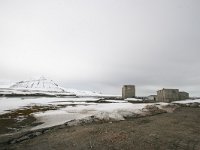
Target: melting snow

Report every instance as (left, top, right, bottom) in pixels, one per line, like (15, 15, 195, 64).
(173, 99, 200, 104)
(32, 103, 158, 130)
(102, 100, 127, 103)
(125, 98, 143, 101)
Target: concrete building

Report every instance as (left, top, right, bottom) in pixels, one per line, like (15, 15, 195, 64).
(157, 89, 179, 102)
(157, 88, 189, 102)
(179, 91, 189, 100)
(122, 85, 135, 99)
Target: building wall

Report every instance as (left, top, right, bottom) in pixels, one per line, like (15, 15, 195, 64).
(156, 90, 163, 102)
(122, 85, 135, 99)
(179, 92, 189, 100)
(157, 89, 179, 102)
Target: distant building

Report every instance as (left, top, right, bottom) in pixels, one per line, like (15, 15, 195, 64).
(122, 85, 135, 99)
(157, 89, 179, 102)
(179, 91, 189, 100)
(147, 95, 157, 101)
(157, 88, 189, 102)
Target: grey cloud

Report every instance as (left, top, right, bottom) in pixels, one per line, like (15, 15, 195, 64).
(0, 0, 200, 96)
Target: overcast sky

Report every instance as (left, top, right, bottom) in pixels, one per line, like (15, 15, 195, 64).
(0, 0, 200, 96)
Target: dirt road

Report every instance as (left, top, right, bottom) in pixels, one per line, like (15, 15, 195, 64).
(4, 107, 200, 150)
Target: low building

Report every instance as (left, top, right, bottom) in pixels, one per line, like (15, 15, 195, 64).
(147, 95, 157, 101)
(122, 85, 135, 99)
(157, 89, 179, 102)
(179, 91, 189, 100)
(157, 88, 189, 102)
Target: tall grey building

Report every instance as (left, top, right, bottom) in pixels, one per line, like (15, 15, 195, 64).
(122, 85, 135, 99)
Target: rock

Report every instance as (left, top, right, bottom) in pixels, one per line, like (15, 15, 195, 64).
(149, 133, 159, 139)
(34, 132, 42, 136)
(144, 105, 166, 115)
(10, 140, 16, 144)
(58, 125, 66, 129)
(16, 135, 29, 142)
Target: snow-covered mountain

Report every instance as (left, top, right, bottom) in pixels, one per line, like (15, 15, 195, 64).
(0, 77, 74, 97)
(10, 77, 65, 92)
(0, 77, 110, 97)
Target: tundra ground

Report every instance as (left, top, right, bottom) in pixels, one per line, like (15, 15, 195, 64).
(2, 107, 200, 150)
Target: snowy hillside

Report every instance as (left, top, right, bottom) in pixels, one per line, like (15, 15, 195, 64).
(0, 77, 112, 97)
(0, 77, 74, 97)
(10, 77, 65, 92)
(65, 88, 121, 97)
(65, 89, 103, 97)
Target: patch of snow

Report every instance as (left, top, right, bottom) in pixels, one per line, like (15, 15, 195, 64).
(0, 88, 74, 97)
(125, 98, 143, 101)
(156, 102, 170, 105)
(64, 88, 121, 98)
(63, 97, 100, 102)
(0, 97, 100, 114)
(102, 100, 127, 103)
(32, 103, 166, 130)
(65, 89, 103, 97)
(32, 109, 95, 129)
(172, 99, 200, 104)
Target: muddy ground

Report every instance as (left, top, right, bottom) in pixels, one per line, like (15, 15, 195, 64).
(1, 107, 200, 150)
(0, 105, 59, 134)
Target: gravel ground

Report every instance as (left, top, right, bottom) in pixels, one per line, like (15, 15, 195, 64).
(3, 107, 200, 150)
